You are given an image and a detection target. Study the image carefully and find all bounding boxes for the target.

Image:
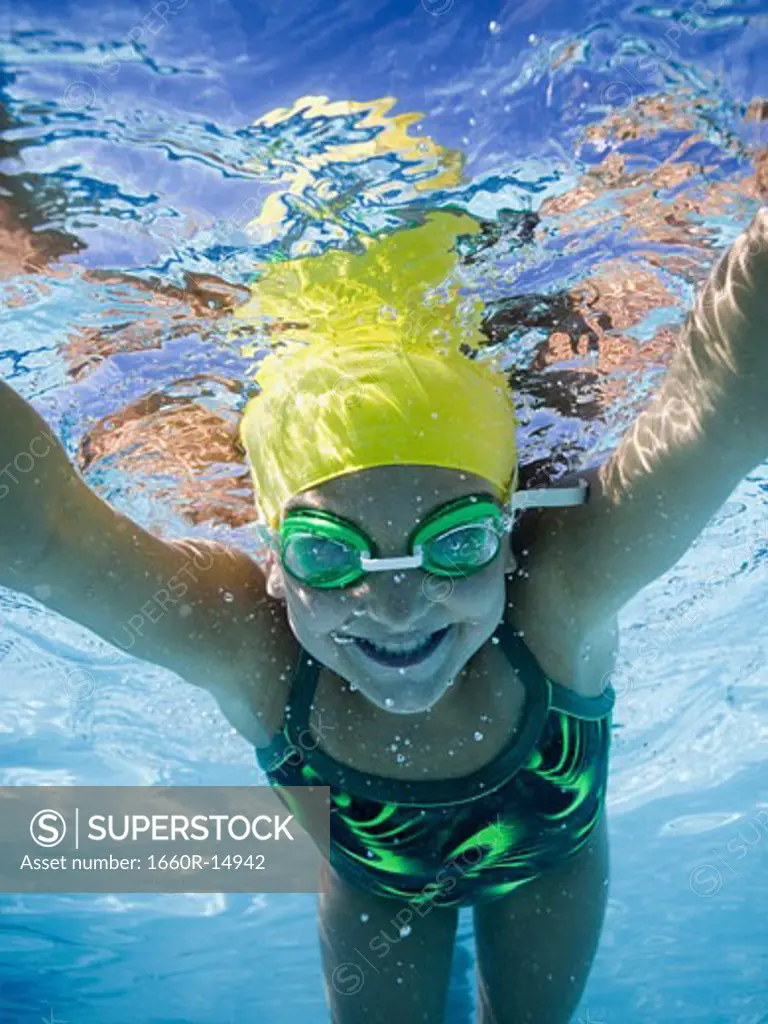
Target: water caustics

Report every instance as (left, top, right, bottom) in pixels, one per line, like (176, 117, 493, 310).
(0, 6, 767, 1021)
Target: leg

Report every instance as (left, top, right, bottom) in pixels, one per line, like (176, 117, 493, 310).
(317, 859, 460, 1024)
(473, 814, 610, 1024)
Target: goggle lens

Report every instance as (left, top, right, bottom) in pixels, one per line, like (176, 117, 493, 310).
(421, 518, 501, 575)
(281, 533, 361, 588)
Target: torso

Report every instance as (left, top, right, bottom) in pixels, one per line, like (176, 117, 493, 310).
(252, 610, 615, 906)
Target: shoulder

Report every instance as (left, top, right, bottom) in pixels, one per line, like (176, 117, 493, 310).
(504, 473, 618, 695)
(506, 463, 605, 637)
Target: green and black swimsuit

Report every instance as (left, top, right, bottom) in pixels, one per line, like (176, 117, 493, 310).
(255, 619, 614, 907)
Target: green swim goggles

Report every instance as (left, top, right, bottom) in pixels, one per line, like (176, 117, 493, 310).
(273, 479, 589, 590)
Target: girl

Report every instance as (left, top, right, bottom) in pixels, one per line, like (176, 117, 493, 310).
(1, 207, 766, 1024)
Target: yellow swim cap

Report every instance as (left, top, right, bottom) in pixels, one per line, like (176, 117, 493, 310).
(237, 211, 517, 529)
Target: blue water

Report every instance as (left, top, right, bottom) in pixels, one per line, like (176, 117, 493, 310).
(1, 0, 768, 1021)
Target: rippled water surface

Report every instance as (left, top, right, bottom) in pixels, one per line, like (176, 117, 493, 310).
(1, 0, 767, 1021)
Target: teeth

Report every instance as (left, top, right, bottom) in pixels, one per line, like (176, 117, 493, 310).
(367, 634, 433, 654)
(331, 631, 436, 653)
(331, 634, 358, 646)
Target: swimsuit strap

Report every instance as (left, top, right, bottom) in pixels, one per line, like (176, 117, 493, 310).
(284, 646, 321, 740)
(549, 678, 615, 720)
(255, 645, 319, 770)
(496, 621, 616, 719)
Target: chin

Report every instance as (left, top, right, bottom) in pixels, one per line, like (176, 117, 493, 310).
(363, 684, 452, 715)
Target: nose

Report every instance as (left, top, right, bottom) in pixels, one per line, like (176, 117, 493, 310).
(352, 570, 434, 634)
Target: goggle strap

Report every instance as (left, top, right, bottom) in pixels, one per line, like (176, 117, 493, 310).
(509, 477, 589, 510)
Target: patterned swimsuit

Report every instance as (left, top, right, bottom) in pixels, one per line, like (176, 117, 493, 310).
(255, 618, 614, 907)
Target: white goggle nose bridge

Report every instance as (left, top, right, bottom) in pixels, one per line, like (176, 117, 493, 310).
(271, 478, 589, 575)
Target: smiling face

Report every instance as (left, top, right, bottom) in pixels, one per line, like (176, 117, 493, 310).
(262, 464, 517, 714)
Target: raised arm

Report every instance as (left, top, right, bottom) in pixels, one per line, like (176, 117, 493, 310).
(0, 379, 282, 743)
(526, 208, 768, 632)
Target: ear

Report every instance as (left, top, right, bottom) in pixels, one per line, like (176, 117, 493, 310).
(502, 540, 518, 576)
(264, 548, 288, 600)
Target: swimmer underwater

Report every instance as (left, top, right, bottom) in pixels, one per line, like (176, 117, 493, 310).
(1, 208, 767, 1024)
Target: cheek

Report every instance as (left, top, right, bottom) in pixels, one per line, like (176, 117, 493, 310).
(286, 586, 347, 629)
(442, 568, 505, 617)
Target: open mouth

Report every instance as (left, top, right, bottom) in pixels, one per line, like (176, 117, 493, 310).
(346, 625, 453, 668)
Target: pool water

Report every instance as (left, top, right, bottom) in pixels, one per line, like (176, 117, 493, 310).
(1, 0, 767, 1021)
